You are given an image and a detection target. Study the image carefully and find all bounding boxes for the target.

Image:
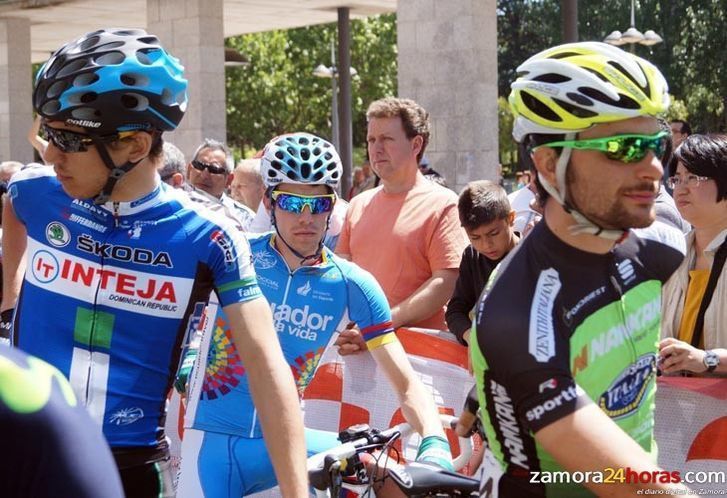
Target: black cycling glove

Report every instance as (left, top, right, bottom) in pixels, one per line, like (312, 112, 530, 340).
(1, 308, 14, 345)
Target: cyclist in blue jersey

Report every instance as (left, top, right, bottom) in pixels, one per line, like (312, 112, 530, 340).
(176, 132, 454, 497)
(0, 28, 306, 498)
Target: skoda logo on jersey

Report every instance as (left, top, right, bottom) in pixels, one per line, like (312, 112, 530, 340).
(297, 281, 312, 296)
(108, 407, 144, 426)
(598, 354, 655, 420)
(46, 222, 70, 247)
(253, 250, 277, 270)
(616, 259, 636, 286)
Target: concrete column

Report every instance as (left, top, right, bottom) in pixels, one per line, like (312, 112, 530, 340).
(397, 0, 499, 192)
(147, 0, 226, 161)
(0, 18, 32, 164)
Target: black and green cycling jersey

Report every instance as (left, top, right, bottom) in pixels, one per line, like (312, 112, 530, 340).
(470, 221, 684, 497)
(0, 346, 123, 498)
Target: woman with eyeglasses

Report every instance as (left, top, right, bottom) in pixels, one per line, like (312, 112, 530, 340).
(659, 134, 727, 376)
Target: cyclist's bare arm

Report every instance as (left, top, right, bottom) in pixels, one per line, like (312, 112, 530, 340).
(536, 403, 690, 496)
(2, 197, 27, 311)
(389, 269, 458, 328)
(224, 298, 308, 498)
(370, 339, 445, 438)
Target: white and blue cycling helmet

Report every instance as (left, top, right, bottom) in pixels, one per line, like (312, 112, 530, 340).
(261, 133, 342, 188)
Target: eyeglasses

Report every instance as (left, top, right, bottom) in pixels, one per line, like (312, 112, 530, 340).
(666, 174, 712, 190)
(537, 131, 669, 163)
(191, 159, 228, 175)
(271, 191, 335, 215)
(41, 123, 136, 153)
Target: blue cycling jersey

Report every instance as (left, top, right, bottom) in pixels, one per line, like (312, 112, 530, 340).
(185, 232, 396, 438)
(9, 165, 262, 451)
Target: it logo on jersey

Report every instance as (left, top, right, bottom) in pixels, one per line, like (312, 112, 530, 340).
(46, 222, 70, 247)
(598, 354, 655, 419)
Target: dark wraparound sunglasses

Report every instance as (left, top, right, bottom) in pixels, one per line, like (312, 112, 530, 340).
(191, 159, 228, 175)
(41, 124, 136, 153)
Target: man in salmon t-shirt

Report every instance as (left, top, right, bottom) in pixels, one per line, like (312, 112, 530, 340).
(336, 97, 467, 353)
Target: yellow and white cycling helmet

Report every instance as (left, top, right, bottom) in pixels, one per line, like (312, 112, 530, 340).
(508, 42, 670, 239)
(509, 41, 669, 141)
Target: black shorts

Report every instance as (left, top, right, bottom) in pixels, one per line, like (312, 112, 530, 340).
(118, 457, 175, 498)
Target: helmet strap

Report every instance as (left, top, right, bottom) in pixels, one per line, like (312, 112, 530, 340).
(91, 136, 145, 205)
(540, 135, 627, 241)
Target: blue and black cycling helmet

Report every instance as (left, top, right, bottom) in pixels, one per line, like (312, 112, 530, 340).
(33, 28, 188, 135)
(261, 133, 342, 188)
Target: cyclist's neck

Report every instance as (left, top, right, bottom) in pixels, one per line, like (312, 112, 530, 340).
(543, 200, 616, 254)
(272, 235, 321, 271)
(106, 161, 160, 203)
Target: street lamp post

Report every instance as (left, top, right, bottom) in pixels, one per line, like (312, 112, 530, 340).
(312, 43, 357, 154)
(604, 0, 662, 52)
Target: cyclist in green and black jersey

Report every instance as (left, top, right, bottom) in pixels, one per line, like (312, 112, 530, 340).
(468, 42, 690, 497)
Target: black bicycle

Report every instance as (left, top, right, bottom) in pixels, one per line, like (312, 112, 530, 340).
(307, 415, 480, 497)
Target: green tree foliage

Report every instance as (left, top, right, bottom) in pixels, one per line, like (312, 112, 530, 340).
(225, 14, 396, 156)
(497, 0, 727, 166)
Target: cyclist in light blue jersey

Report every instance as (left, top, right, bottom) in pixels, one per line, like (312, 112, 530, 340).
(176, 132, 454, 497)
(1, 28, 307, 498)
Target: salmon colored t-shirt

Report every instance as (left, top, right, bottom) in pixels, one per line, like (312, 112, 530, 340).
(336, 179, 468, 330)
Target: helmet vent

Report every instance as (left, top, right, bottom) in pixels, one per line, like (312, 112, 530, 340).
(607, 61, 644, 91)
(121, 93, 148, 110)
(532, 73, 571, 84)
(95, 51, 125, 66)
(73, 73, 99, 87)
(287, 146, 296, 157)
(80, 91, 97, 103)
(299, 136, 309, 145)
(271, 160, 283, 171)
(547, 51, 580, 60)
(121, 73, 149, 87)
(553, 98, 597, 118)
(313, 171, 323, 181)
(80, 36, 101, 51)
(300, 148, 310, 161)
(137, 36, 158, 45)
(41, 100, 61, 115)
(300, 163, 311, 178)
(326, 161, 337, 171)
(521, 91, 562, 122)
(324, 152, 333, 160)
(57, 59, 87, 78)
(47, 80, 69, 98)
(136, 51, 152, 65)
(312, 147, 321, 156)
(274, 151, 284, 160)
(331, 170, 339, 179)
(580, 87, 640, 109)
(565, 92, 593, 107)
(313, 159, 323, 169)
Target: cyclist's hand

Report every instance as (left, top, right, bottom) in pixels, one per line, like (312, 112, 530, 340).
(415, 435, 454, 472)
(456, 385, 480, 438)
(335, 324, 367, 356)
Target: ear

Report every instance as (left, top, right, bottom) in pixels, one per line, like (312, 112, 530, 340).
(125, 132, 154, 163)
(172, 172, 185, 188)
(225, 172, 233, 188)
(411, 135, 424, 158)
(507, 210, 515, 226)
(531, 147, 558, 190)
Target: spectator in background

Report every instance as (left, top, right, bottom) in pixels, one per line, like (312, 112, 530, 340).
(27, 116, 49, 163)
(670, 119, 691, 149)
(230, 158, 264, 212)
(446, 181, 519, 346)
(157, 142, 186, 188)
(508, 161, 540, 235)
(188, 139, 254, 230)
(655, 118, 690, 233)
(0, 161, 22, 186)
(336, 97, 467, 352)
(360, 159, 377, 192)
(348, 166, 367, 200)
(660, 134, 727, 376)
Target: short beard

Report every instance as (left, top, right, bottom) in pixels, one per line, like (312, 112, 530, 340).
(565, 166, 658, 230)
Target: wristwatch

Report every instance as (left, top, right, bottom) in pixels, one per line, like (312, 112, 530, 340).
(703, 350, 720, 373)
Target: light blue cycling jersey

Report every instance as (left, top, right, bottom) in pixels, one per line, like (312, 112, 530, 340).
(184, 232, 397, 438)
(9, 165, 262, 453)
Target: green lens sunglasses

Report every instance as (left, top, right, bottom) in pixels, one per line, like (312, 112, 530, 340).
(536, 130, 669, 163)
